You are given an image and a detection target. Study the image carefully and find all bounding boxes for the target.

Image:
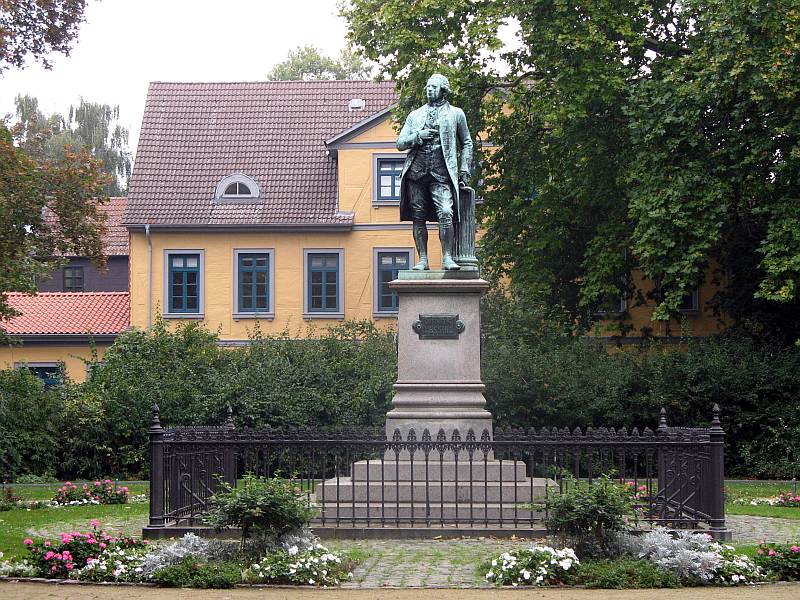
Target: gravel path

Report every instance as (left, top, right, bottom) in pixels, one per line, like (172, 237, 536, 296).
(727, 515, 800, 543)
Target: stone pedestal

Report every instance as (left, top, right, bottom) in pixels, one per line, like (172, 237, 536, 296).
(385, 271, 492, 442)
(313, 271, 554, 530)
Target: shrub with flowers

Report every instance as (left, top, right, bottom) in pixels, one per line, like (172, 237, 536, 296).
(76, 546, 149, 583)
(243, 544, 352, 587)
(619, 528, 763, 585)
(53, 480, 130, 505)
(24, 521, 146, 578)
(484, 545, 579, 587)
(754, 543, 800, 580)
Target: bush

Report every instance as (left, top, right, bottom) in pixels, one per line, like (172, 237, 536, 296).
(538, 476, 638, 557)
(25, 523, 147, 578)
(0, 367, 62, 480)
(244, 544, 351, 586)
(483, 545, 579, 586)
(569, 559, 680, 588)
(754, 543, 800, 580)
(151, 558, 241, 589)
(138, 533, 238, 580)
(203, 473, 316, 549)
(618, 528, 762, 585)
(53, 480, 129, 505)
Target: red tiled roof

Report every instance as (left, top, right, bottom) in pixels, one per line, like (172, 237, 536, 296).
(124, 80, 397, 227)
(44, 196, 129, 256)
(2, 292, 129, 336)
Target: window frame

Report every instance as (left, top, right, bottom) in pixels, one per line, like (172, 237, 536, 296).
(372, 153, 406, 206)
(16, 362, 62, 387)
(373, 247, 413, 317)
(63, 265, 85, 292)
(163, 249, 205, 318)
(214, 173, 260, 202)
(303, 249, 344, 319)
(594, 294, 628, 317)
(678, 287, 700, 313)
(233, 248, 275, 319)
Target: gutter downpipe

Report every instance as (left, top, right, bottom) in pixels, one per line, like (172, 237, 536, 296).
(145, 224, 152, 330)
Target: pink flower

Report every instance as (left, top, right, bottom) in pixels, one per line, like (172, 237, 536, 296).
(65, 481, 72, 486)
(94, 480, 101, 486)
(768, 549, 776, 556)
(23, 538, 33, 546)
(90, 519, 100, 529)
(104, 479, 112, 484)
(44, 551, 54, 560)
(44, 541, 51, 547)
(638, 485, 647, 492)
(51, 566, 57, 573)
(65, 563, 73, 571)
(791, 546, 800, 553)
(757, 549, 764, 555)
(99, 542, 106, 549)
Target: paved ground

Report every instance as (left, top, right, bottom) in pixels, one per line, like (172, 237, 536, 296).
(727, 515, 800, 544)
(2, 581, 800, 599)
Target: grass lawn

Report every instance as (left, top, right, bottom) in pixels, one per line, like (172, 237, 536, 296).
(725, 481, 800, 519)
(0, 482, 150, 560)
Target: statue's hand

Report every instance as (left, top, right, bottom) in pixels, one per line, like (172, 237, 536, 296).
(418, 128, 436, 141)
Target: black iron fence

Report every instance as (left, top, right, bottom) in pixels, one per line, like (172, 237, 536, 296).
(146, 406, 727, 538)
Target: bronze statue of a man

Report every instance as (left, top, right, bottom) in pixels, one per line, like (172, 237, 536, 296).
(397, 74, 474, 270)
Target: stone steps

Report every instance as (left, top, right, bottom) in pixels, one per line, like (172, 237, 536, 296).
(350, 459, 528, 482)
(313, 502, 545, 521)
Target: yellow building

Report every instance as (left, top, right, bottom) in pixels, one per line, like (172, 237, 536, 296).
(124, 81, 441, 338)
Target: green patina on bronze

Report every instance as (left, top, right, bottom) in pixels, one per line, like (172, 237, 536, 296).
(396, 74, 474, 271)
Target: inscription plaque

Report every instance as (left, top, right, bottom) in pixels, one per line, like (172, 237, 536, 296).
(412, 314, 465, 340)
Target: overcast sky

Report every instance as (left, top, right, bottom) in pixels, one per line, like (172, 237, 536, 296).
(0, 0, 350, 156)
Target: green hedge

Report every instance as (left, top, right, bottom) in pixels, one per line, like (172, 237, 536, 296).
(1, 297, 798, 479)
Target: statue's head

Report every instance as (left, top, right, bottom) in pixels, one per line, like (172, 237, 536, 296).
(425, 74, 451, 103)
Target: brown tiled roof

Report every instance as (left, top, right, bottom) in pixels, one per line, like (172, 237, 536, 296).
(124, 80, 397, 227)
(3, 292, 129, 336)
(102, 196, 129, 255)
(43, 196, 129, 256)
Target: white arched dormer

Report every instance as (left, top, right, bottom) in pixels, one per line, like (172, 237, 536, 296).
(214, 174, 260, 201)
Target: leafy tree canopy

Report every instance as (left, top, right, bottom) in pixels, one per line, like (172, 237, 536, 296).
(267, 44, 370, 80)
(12, 95, 132, 196)
(0, 123, 109, 334)
(342, 0, 800, 342)
(0, 0, 88, 72)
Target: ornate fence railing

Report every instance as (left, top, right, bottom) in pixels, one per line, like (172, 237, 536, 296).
(146, 405, 727, 538)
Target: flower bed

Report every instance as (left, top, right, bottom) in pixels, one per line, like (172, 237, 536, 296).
(484, 546, 578, 586)
(733, 492, 800, 507)
(244, 544, 352, 587)
(755, 543, 800, 580)
(53, 480, 130, 505)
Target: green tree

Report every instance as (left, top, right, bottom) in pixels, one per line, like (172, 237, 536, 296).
(342, 0, 800, 342)
(0, 0, 88, 72)
(0, 123, 109, 334)
(267, 44, 369, 80)
(12, 95, 132, 195)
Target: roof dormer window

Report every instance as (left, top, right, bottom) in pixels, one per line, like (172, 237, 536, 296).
(215, 174, 260, 202)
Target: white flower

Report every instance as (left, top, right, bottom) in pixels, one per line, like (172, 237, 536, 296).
(522, 570, 531, 580)
(559, 558, 573, 570)
(486, 571, 494, 579)
(491, 559, 497, 567)
(288, 545, 299, 556)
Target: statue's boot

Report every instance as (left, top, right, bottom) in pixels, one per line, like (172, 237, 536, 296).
(412, 220, 430, 270)
(440, 220, 461, 270)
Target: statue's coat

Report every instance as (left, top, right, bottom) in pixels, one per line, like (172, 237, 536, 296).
(396, 102, 473, 222)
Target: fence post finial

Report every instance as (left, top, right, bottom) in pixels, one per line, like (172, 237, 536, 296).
(710, 403, 723, 431)
(225, 405, 235, 429)
(148, 404, 162, 433)
(657, 407, 668, 434)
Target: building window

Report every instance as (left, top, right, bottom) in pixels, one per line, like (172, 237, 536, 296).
(19, 363, 62, 387)
(373, 155, 405, 203)
(235, 250, 273, 315)
(305, 250, 343, 316)
(63, 266, 84, 292)
(595, 294, 627, 316)
(166, 252, 202, 314)
(679, 288, 699, 312)
(214, 174, 260, 201)
(374, 249, 412, 314)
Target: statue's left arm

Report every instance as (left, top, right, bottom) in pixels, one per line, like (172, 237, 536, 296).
(456, 108, 473, 185)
